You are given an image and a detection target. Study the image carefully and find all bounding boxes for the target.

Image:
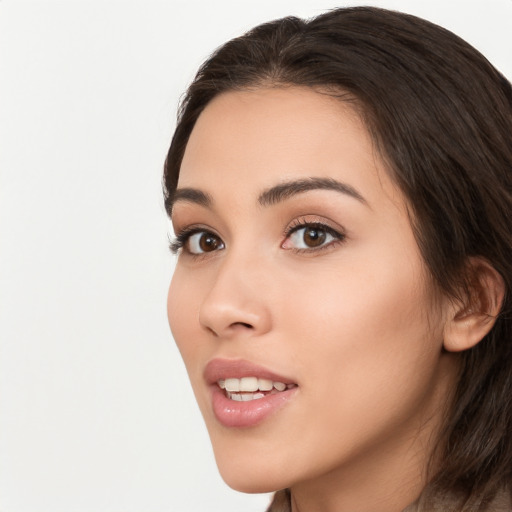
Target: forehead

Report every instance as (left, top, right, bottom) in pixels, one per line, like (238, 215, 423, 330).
(178, 86, 403, 210)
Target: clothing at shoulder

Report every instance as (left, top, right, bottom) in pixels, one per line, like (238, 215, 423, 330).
(266, 489, 512, 512)
(266, 490, 291, 512)
(403, 489, 512, 512)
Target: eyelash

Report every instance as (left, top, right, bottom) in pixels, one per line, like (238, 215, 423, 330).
(283, 218, 346, 253)
(169, 226, 211, 255)
(170, 219, 346, 256)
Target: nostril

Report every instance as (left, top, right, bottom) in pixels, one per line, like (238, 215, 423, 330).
(202, 321, 254, 337)
(235, 322, 253, 329)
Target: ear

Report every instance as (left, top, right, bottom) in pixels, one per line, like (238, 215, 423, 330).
(443, 258, 505, 352)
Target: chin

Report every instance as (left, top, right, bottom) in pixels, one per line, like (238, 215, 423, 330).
(219, 468, 285, 494)
(213, 445, 293, 494)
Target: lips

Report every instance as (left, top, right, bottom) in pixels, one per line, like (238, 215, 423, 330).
(204, 358, 296, 384)
(204, 358, 298, 428)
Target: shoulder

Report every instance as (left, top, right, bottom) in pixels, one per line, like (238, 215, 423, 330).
(403, 489, 512, 511)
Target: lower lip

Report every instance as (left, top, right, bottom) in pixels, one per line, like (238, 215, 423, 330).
(210, 385, 297, 428)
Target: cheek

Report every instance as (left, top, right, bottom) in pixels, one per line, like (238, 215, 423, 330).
(167, 269, 215, 419)
(254, 260, 444, 478)
(167, 271, 200, 366)
(284, 253, 433, 343)
(167, 274, 182, 344)
(283, 252, 442, 415)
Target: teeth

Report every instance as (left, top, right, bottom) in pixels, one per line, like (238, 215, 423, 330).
(258, 378, 273, 391)
(224, 378, 240, 392)
(218, 377, 290, 394)
(240, 377, 258, 392)
(228, 392, 266, 402)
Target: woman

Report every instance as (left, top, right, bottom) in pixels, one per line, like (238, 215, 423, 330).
(164, 7, 512, 511)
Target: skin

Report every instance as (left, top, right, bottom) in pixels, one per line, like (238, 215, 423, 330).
(167, 87, 460, 512)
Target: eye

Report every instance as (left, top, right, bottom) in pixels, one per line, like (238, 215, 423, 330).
(170, 229, 225, 255)
(282, 222, 344, 251)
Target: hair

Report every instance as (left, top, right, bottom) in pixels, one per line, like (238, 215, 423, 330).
(163, 7, 512, 511)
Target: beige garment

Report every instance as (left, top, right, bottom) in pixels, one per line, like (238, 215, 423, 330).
(266, 488, 512, 512)
(266, 490, 291, 512)
(403, 489, 512, 512)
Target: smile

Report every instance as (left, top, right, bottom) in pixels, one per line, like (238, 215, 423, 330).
(218, 377, 297, 401)
(205, 359, 299, 427)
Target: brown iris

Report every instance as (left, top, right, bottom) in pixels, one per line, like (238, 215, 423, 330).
(303, 227, 327, 247)
(199, 233, 222, 252)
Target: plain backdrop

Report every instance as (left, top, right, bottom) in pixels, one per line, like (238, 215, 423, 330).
(1, 1, 511, 511)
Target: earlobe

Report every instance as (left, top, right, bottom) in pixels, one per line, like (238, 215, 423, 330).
(443, 258, 505, 353)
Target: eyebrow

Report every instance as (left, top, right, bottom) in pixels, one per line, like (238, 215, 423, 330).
(167, 176, 367, 216)
(166, 188, 212, 215)
(258, 177, 367, 206)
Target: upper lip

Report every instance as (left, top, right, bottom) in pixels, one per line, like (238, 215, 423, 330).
(204, 358, 296, 385)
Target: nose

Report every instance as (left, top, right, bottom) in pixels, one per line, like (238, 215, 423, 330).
(198, 254, 272, 339)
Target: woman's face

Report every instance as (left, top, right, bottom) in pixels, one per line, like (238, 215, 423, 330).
(167, 87, 456, 496)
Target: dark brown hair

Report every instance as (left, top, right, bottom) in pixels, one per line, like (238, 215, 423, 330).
(164, 7, 512, 510)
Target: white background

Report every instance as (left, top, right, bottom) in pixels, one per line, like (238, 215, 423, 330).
(1, 1, 511, 511)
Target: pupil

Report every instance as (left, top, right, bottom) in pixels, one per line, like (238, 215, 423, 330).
(200, 234, 218, 252)
(304, 228, 326, 247)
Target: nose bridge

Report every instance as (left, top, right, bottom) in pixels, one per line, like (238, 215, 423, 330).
(198, 244, 272, 338)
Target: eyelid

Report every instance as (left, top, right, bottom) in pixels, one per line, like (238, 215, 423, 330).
(282, 216, 347, 252)
(284, 215, 346, 238)
(169, 225, 223, 255)
(169, 226, 198, 254)
(170, 216, 346, 255)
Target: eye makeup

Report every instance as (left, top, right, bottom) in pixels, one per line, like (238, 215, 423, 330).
(169, 226, 224, 256)
(170, 214, 348, 258)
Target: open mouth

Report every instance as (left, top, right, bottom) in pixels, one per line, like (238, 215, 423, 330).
(206, 360, 299, 427)
(218, 377, 297, 402)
